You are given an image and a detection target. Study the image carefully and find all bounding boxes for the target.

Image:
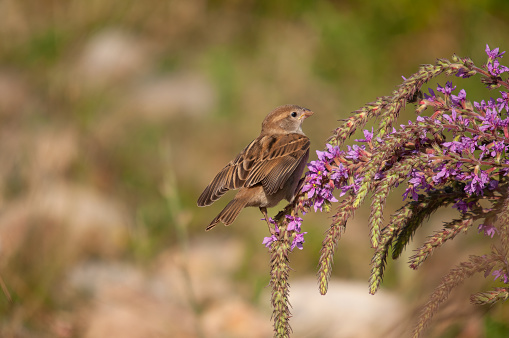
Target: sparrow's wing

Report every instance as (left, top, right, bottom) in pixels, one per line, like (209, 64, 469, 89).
(197, 133, 310, 206)
(197, 139, 260, 206)
(244, 133, 310, 194)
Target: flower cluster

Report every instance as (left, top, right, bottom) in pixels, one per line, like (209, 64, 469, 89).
(262, 217, 279, 247)
(493, 268, 509, 284)
(486, 45, 509, 77)
(262, 215, 307, 251)
(266, 45, 509, 254)
(301, 139, 369, 212)
(265, 45, 509, 338)
(478, 223, 497, 238)
(403, 80, 508, 201)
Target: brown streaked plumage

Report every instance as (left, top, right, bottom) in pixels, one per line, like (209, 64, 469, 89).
(197, 104, 313, 231)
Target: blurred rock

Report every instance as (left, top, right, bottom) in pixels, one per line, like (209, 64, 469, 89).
(93, 71, 216, 144)
(61, 234, 407, 338)
(68, 262, 196, 337)
(126, 73, 216, 120)
(0, 71, 31, 116)
(35, 183, 130, 257)
(287, 278, 408, 338)
(83, 278, 196, 338)
(68, 237, 270, 338)
(201, 297, 272, 338)
(30, 128, 79, 183)
(75, 29, 150, 89)
(155, 237, 245, 304)
(0, 183, 130, 262)
(66, 261, 144, 295)
(154, 237, 271, 337)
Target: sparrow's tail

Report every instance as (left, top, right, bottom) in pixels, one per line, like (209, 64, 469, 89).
(206, 198, 247, 231)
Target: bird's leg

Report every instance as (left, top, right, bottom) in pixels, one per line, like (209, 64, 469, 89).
(260, 207, 276, 235)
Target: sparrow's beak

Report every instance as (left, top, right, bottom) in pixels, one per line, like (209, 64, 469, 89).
(299, 110, 314, 120)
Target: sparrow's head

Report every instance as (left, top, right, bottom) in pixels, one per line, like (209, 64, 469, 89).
(261, 104, 314, 135)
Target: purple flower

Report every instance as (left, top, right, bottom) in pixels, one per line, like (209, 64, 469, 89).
(442, 109, 470, 127)
(423, 88, 436, 101)
(403, 184, 419, 201)
(345, 144, 364, 161)
(485, 46, 509, 76)
(488, 180, 499, 190)
(487, 59, 509, 77)
(316, 150, 333, 162)
(493, 140, 506, 155)
(442, 109, 456, 123)
(330, 164, 349, 185)
(480, 140, 506, 159)
(442, 108, 470, 130)
(474, 99, 488, 112)
(492, 269, 509, 284)
(478, 223, 497, 238)
(286, 215, 303, 232)
(355, 128, 374, 143)
(303, 151, 343, 212)
(437, 81, 456, 96)
(321, 187, 338, 202)
(451, 89, 467, 106)
(291, 232, 307, 251)
(456, 68, 473, 78)
(316, 144, 343, 163)
(443, 137, 476, 154)
(465, 170, 490, 195)
(312, 186, 339, 212)
(486, 44, 506, 60)
(339, 176, 362, 197)
(301, 182, 314, 197)
(262, 223, 280, 248)
(403, 170, 431, 201)
(303, 160, 328, 199)
(474, 98, 499, 113)
(263, 215, 306, 250)
(325, 143, 343, 159)
(442, 140, 460, 153)
(307, 159, 327, 176)
(313, 196, 325, 211)
(302, 182, 317, 199)
(262, 234, 278, 248)
(497, 91, 509, 112)
(479, 108, 508, 132)
(453, 199, 475, 213)
(433, 164, 452, 184)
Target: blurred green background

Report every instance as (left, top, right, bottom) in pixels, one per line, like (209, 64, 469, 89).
(1, 0, 509, 337)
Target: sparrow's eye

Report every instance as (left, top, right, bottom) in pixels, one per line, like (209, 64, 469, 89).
(291, 112, 298, 118)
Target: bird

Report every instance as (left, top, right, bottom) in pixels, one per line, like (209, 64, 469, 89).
(197, 104, 313, 231)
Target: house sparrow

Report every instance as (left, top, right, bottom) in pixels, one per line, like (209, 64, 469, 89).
(197, 104, 313, 231)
